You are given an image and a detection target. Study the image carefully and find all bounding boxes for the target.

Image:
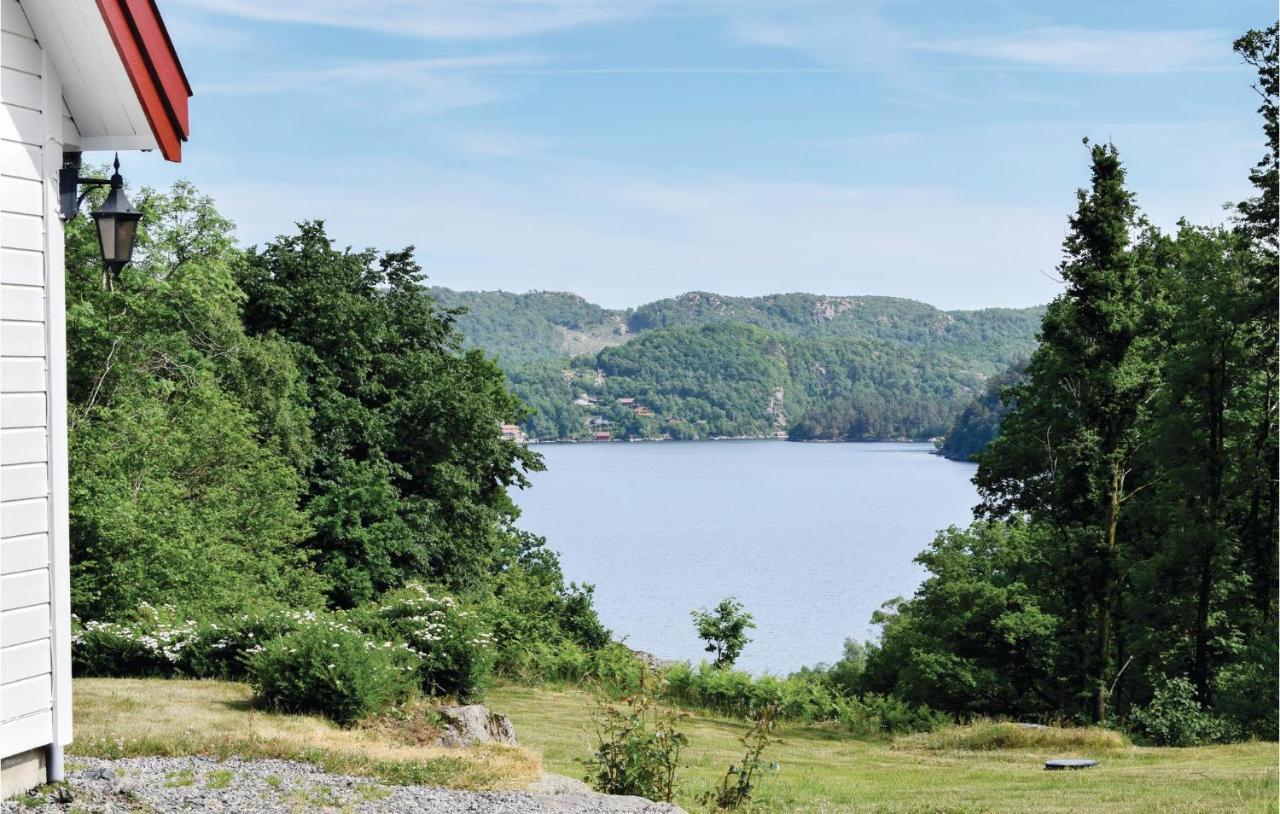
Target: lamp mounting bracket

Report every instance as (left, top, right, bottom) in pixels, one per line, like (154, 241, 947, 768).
(59, 151, 117, 222)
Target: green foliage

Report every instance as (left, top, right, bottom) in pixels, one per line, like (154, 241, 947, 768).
(937, 361, 1027, 461)
(701, 706, 780, 811)
(427, 288, 626, 366)
(662, 662, 946, 734)
(859, 35, 1279, 740)
(814, 639, 868, 697)
(502, 316, 1033, 442)
(860, 521, 1062, 717)
(479, 531, 610, 676)
(1129, 677, 1228, 746)
(65, 181, 608, 702)
(692, 597, 756, 669)
(584, 675, 688, 802)
(1232, 23, 1278, 258)
(439, 286, 1043, 441)
(66, 182, 325, 621)
(246, 618, 419, 725)
(352, 583, 494, 701)
(1211, 632, 1279, 741)
(238, 226, 544, 605)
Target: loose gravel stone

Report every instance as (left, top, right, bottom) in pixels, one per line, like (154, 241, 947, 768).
(0, 756, 686, 814)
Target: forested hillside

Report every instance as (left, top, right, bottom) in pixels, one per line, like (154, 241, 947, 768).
(936, 361, 1028, 461)
(432, 289, 1043, 441)
(426, 288, 631, 365)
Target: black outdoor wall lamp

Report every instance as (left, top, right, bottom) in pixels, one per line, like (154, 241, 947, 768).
(59, 151, 142, 276)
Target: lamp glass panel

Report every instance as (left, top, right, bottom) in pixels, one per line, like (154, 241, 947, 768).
(97, 216, 115, 260)
(115, 218, 138, 263)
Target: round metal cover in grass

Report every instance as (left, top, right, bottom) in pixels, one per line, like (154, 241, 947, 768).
(1045, 759, 1099, 771)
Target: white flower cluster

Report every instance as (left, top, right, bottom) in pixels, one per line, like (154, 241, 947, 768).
(378, 582, 494, 654)
(72, 611, 200, 665)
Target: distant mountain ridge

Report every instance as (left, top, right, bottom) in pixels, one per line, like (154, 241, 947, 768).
(427, 287, 1044, 442)
(429, 287, 1044, 366)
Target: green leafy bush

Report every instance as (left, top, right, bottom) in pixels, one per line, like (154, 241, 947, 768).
(663, 662, 946, 734)
(178, 609, 318, 680)
(584, 674, 687, 802)
(246, 617, 419, 724)
(479, 532, 610, 676)
(355, 583, 494, 701)
(1129, 677, 1228, 746)
(1212, 633, 1279, 741)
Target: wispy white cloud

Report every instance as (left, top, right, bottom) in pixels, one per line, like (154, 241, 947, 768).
(202, 53, 541, 94)
(169, 0, 658, 40)
(922, 26, 1229, 74)
(200, 53, 545, 115)
(720, 0, 907, 70)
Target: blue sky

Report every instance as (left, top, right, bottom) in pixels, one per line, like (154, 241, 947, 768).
(126, 0, 1270, 309)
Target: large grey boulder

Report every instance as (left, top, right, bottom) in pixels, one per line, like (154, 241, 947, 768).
(435, 704, 518, 748)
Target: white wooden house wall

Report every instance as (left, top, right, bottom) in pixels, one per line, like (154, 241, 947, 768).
(0, 0, 77, 757)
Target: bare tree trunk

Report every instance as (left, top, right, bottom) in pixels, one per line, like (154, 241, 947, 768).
(1193, 347, 1226, 702)
(1096, 463, 1121, 723)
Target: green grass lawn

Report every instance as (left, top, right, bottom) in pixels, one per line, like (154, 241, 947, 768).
(487, 684, 1279, 814)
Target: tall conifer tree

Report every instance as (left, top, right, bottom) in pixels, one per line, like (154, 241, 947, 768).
(977, 142, 1160, 721)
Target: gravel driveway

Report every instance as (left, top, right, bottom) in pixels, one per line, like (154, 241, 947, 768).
(0, 756, 686, 813)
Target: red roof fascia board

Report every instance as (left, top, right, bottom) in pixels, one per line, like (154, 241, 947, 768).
(95, 0, 191, 161)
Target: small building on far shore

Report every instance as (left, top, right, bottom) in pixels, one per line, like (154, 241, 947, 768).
(593, 431, 612, 442)
(499, 424, 527, 443)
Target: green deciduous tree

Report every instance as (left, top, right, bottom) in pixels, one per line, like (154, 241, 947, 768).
(236, 223, 544, 605)
(66, 181, 325, 618)
(692, 597, 756, 669)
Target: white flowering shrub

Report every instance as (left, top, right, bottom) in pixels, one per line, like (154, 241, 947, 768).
(72, 604, 204, 677)
(71, 604, 323, 680)
(354, 583, 495, 700)
(246, 615, 419, 724)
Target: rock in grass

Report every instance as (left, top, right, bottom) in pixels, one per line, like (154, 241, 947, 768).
(1045, 758, 1099, 770)
(436, 704, 518, 747)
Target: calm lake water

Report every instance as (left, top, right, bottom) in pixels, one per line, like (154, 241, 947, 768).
(512, 441, 979, 674)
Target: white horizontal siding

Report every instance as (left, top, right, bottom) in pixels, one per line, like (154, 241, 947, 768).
(0, 392, 45, 427)
(0, 568, 48, 610)
(0, 709, 51, 756)
(0, 247, 41, 285)
(0, 358, 43, 392)
(0, 66, 40, 113)
(1, 175, 41, 214)
(1, 672, 50, 718)
(0, 101, 40, 145)
(0, 139, 38, 180)
(0, 321, 43, 356)
(1, 31, 39, 76)
(0, 603, 47, 647)
(0, 532, 46, 573)
(1, 283, 42, 321)
(0, 638, 48, 683)
(1, 462, 46, 501)
(1, 498, 47, 537)
(2, 0, 68, 755)
(0, 210, 39, 249)
(0, 429, 45, 465)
